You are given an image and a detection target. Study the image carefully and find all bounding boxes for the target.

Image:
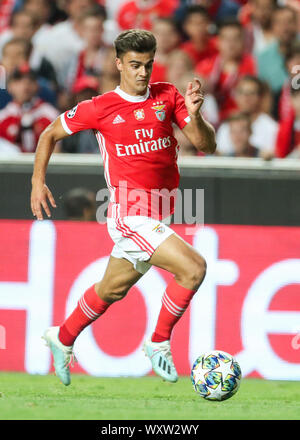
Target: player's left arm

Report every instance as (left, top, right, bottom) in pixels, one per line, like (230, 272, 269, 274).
(182, 79, 216, 154)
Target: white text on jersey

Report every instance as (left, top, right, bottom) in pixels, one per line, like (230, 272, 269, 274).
(116, 136, 172, 157)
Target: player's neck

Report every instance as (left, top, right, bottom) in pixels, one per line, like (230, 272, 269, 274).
(119, 82, 149, 97)
(115, 85, 150, 102)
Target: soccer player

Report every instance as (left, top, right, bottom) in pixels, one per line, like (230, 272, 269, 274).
(31, 29, 216, 385)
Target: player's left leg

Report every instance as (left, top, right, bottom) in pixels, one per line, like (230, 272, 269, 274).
(58, 255, 144, 347)
(144, 233, 206, 382)
(44, 256, 144, 385)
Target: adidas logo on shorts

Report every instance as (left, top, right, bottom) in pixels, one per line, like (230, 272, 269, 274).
(113, 115, 125, 124)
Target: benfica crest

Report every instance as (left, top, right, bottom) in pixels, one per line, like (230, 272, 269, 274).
(134, 109, 145, 121)
(152, 101, 166, 121)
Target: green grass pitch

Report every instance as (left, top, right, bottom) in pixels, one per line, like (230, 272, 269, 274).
(0, 373, 299, 420)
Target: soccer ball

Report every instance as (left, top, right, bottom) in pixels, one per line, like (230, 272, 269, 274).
(191, 350, 242, 401)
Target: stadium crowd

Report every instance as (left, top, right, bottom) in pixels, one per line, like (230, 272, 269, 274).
(0, 0, 299, 158)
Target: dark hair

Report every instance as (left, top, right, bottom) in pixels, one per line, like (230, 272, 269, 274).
(227, 112, 252, 129)
(286, 41, 300, 63)
(252, 0, 277, 7)
(237, 75, 265, 96)
(3, 37, 33, 58)
(78, 5, 107, 23)
(152, 16, 180, 32)
(114, 29, 156, 59)
(63, 188, 95, 220)
(183, 5, 210, 22)
(8, 64, 37, 82)
(218, 17, 243, 33)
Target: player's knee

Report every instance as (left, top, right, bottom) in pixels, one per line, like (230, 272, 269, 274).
(180, 256, 206, 290)
(95, 281, 128, 303)
(191, 257, 207, 289)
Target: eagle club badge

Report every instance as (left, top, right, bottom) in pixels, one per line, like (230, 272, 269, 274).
(151, 101, 166, 121)
(134, 109, 145, 121)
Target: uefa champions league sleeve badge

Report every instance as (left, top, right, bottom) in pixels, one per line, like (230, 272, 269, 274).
(67, 105, 78, 119)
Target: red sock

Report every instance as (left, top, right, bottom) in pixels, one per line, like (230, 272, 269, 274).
(152, 278, 197, 343)
(59, 284, 110, 346)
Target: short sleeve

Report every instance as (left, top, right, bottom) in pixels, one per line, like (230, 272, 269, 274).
(60, 98, 98, 134)
(171, 86, 190, 130)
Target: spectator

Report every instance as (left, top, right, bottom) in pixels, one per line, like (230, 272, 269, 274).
(0, 0, 19, 34)
(180, 5, 218, 66)
(168, 56, 220, 128)
(0, 64, 58, 153)
(61, 76, 100, 154)
(285, 0, 300, 33)
(240, 0, 276, 54)
(217, 75, 278, 157)
(22, 0, 56, 55)
(150, 18, 181, 83)
(0, 38, 57, 108)
(172, 71, 219, 156)
(0, 10, 57, 86)
(117, 0, 179, 31)
(23, 0, 53, 27)
(196, 19, 256, 120)
(2, 8, 38, 39)
(1, 38, 31, 77)
(66, 6, 109, 91)
(226, 113, 259, 158)
(0, 9, 38, 55)
(276, 86, 300, 158)
(98, 46, 120, 94)
(42, 0, 99, 86)
(63, 187, 97, 221)
(278, 41, 300, 121)
(175, 0, 241, 25)
(166, 50, 194, 88)
(72, 75, 100, 100)
(0, 37, 33, 109)
(256, 6, 298, 96)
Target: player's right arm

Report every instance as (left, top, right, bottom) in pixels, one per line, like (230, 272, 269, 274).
(31, 98, 99, 220)
(31, 117, 70, 220)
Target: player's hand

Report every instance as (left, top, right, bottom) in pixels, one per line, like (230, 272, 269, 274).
(185, 78, 204, 117)
(31, 181, 57, 220)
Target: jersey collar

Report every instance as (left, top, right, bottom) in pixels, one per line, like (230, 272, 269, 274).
(114, 86, 150, 102)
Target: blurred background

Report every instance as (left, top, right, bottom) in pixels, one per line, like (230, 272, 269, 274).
(0, 0, 300, 380)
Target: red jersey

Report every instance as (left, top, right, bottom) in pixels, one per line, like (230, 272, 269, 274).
(0, 98, 58, 152)
(61, 82, 190, 219)
(278, 81, 294, 122)
(0, 0, 15, 33)
(275, 113, 300, 158)
(180, 38, 219, 66)
(117, 0, 179, 31)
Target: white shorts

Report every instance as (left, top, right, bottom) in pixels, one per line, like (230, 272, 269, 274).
(107, 216, 174, 274)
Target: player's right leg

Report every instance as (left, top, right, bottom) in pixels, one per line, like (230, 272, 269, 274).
(44, 256, 143, 385)
(143, 233, 207, 383)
